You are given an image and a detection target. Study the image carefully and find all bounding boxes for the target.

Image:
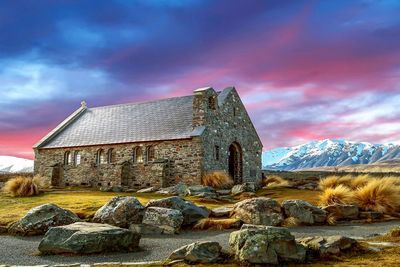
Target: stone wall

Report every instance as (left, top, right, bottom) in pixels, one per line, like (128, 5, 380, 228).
(193, 87, 263, 184)
(34, 138, 203, 189)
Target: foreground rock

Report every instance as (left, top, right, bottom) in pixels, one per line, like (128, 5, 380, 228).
(282, 200, 327, 225)
(229, 226, 306, 264)
(9, 204, 81, 236)
(231, 182, 258, 195)
(322, 204, 359, 220)
(146, 196, 209, 225)
(93, 196, 144, 228)
(156, 182, 188, 196)
(211, 206, 233, 217)
(38, 222, 141, 254)
(232, 197, 283, 226)
(297, 235, 357, 257)
(142, 207, 183, 234)
(169, 241, 222, 263)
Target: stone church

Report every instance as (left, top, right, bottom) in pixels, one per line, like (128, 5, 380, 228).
(33, 87, 263, 189)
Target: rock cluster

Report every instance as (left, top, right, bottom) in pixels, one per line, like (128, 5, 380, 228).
(169, 241, 222, 263)
(297, 235, 357, 258)
(282, 199, 327, 225)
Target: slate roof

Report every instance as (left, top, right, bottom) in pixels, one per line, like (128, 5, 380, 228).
(35, 87, 235, 149)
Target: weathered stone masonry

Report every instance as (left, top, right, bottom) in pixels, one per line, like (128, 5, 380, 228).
(34, 87, 262, 189)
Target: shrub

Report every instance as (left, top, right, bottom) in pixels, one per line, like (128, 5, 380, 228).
(319, 184, 353, 206)
(193, 218, 241, 230)
(319, 175, 352, 190)
(262, 175, 290, 188)
(201, 171, 233, 188)
(3, 175, 47, 197)
(350, 174, 372, 190)
(354, 178, 400, 215)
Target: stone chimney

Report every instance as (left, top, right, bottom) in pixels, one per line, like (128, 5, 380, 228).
(192, 87, 217, 127)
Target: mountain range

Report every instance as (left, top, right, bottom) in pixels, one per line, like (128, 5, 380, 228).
(263, 139, 400, 171)
(0, 156, 34, 173)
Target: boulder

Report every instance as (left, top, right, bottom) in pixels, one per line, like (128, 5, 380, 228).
(186, 185, 216, 196)
(359, 211, 383, 220)
(38, 222, 140, 254)
(9, 204, 81, 236)
(323, 204, 359, 220)
(297, 235, 357, 257)
(211, 206, 233, 218)
(216, 189, 231, 195)
(231, 182, 258, 195)
(169, 241, 222, 263)
(156, 182, 188, 196)
(229, 226, 306, 264)
(93, 196, 144, 228)
(282, 200, 327, 225)
(130, 223, 164, 235)
(232, 197, 284, 226)
(137, 187, 157, 193)
(142, 207, 183, 234)
(146, 196, 209, 225)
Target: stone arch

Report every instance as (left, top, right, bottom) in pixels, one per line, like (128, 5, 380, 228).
(228, 142, 243, 184)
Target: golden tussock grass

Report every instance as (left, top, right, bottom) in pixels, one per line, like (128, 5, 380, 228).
(201, 171, 233, 189)
(353, 178, 400, 215)
(350, 174, 372, 189)
(3, 175, 49, 197)
(318, 184, 353, 206)
(262, 175, 290, 188)
(319, 175, 353, 190)
(281, 216, 301, 227)
(193, 218, 241, 230)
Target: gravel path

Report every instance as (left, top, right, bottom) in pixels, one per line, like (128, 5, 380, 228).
(0, 220, 398, 266)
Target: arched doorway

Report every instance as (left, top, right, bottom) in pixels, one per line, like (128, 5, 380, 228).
(228, 142, 243, 184)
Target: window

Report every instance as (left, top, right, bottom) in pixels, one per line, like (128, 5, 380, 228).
(107, 148, 113, 163)
(64, 151, 72, 165)
(146, 146, 155, 162)
(208, 96, 216, 110)
(74, 151, 81, 166)
(215, 145, 220, 161)
(134, 147, 143, 163)
(97, 149, 106, 164)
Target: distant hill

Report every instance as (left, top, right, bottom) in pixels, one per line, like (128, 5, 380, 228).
(0, 156, 34, 173)
(263, 139, 400, 171)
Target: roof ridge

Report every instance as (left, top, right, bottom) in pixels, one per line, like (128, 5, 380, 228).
(90, 94, 193, 110)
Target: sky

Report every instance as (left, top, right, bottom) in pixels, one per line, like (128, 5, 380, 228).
(0, 0, 399, 159)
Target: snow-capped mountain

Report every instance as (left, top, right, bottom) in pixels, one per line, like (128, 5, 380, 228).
(263, 139, 400, 171)
(0, 156, 34, 173)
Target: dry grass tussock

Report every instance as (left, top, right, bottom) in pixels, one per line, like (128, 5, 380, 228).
(350, 174, 371, 190)
(193, 218, 241, 230)
(262, 175, 290, 188)
(319, 184, 353, 206)
(3, 175, 48, 197)
(353, 178, 400, 215)
(319, 175, 353, 190)
(201, 171, 234, 189)
(281, 217, 301, 227)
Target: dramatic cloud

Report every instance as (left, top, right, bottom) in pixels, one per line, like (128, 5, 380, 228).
(0, 0, 399, 158)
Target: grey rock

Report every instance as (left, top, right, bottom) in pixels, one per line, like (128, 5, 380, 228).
(231, 182, 258, 195)
(211, 207, 233, 217)
(142, 207, 183, 234)
(323, 204, 359, 220)
(0, 225, 7, 234)
(229, 226, 306, 264)
(146, 196, 209, 225)
(137, 187, 157, 193)
(38, 222, 140, 254)
(232, 197, 284, 226)
(297, 235, 357, 257)
(169, 241, 222, 263)
(282, 200, 327, 225)
(93, 196, 144, 228)
(186, 185, 216, 196)
(156, 182, 188, 196)
(9, 204, 81, 236)
(216, 189, 231, 195)
(359, 211, 383, 220)
(129, 223, 164, 235)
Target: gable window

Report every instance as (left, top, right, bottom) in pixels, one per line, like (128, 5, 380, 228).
(107, 148, 113, 163)
(74, 151, 81, 166)
(97, 149, 106, 164)
(134, 147, 143, 163)
(208, 96, 216, 110)
(147, 146, 155, 162)
(64, 151, 72, 165)
(215, 145, 220, 161)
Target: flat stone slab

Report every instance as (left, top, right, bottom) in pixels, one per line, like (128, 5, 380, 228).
(38, 222, 141, 255)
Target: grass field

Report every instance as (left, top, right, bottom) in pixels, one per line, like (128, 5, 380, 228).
(0, 187, 320, 226)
